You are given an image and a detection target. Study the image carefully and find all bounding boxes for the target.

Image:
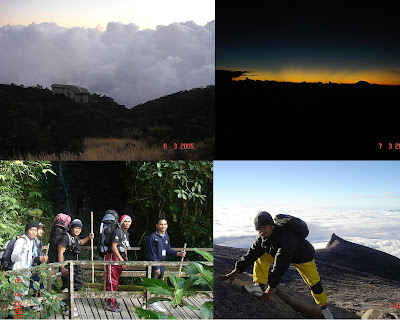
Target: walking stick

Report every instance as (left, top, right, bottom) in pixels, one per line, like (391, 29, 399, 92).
(91, 211, 94, 284)
(35, 243, 50, 299)
(178, 243, 187, 278)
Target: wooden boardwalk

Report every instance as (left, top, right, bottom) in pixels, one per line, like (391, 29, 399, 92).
(51, 295, 211, 319)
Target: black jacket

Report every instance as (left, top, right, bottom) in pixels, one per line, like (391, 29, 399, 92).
(235, 226, 315, 288)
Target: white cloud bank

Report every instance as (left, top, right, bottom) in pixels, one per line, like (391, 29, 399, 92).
(0, 21, 215, 108)
(214, 206, 400, 259)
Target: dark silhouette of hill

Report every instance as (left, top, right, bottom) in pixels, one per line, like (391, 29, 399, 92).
(0, 84, 214, 158)
(216, 71, 400, 159)
(214, 234, 400, 318)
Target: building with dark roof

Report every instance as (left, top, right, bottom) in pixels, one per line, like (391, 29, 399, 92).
(51, 84, 89, 103)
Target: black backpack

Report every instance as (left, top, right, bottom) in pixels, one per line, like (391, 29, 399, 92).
(0, 235, 27, 271)
(98, 213, 119, 257)
(274, 214, 309, 239)
(48, 213, 72, 263)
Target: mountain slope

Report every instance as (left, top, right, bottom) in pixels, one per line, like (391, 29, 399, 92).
(214, 234, 400, 318)
(0, 84, 214, 157)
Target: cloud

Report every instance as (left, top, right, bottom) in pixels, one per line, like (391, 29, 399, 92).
(214, 206, 400, 258)
(0, 21, 215, 108)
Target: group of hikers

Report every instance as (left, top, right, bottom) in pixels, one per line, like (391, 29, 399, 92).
(2, 210, 186, 316)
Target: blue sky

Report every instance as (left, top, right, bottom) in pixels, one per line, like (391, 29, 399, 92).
(214, 161, 400, 210)
(214, 161, 400, 257)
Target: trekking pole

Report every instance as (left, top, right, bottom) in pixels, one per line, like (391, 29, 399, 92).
(35, 244, 50, 299)
(91, 211, 94, 284)
(178, 243, 187, 278)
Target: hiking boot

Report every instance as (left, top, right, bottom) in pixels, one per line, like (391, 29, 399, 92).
(104, 299, 120, 307)
(243, 283, 265, 297)
(321, 307, 334, 319)
(63, 308, 78, 317)
(149, 302, 167, 313)
(105, 304, 122, 312)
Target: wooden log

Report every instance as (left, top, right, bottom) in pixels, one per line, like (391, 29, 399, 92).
(276, 285, 321, 319)
(74, 291, 145, 299)
(4, 260, 212, 275)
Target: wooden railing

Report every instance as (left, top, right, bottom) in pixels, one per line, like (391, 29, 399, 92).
(4, 248, 213, 319)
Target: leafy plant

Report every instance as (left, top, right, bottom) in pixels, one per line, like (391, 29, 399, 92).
(0, 265, 64, 319)
(135, 249, 213, 319)
(127, 161, 213, 250)
(0, 161, 55, 246)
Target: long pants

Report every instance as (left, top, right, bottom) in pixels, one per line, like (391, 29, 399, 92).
(61, 265, 84, 309)
(253, 252, 327, 306)
(61, 265, 84, 291)
(105, 252, 123, 306)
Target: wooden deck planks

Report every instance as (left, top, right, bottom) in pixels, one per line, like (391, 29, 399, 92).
(51, 296, 208, 319)
(122, 298, 140, 320)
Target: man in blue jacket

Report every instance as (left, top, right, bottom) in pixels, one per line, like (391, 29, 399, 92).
(146, 218, 186, 312)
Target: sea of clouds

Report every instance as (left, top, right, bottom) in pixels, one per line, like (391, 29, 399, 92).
(214, 205, 400, 259)
(0, 20, 215, 108)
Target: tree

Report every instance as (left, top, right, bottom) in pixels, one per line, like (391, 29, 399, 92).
(126, 161, 213, 249)
(0, 161, 55, 246)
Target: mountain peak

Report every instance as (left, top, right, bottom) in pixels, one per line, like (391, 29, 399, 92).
(326, 233, 345, 248)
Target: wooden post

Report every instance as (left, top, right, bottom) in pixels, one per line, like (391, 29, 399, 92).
(103, 255, 107, 292)
(178, 243, 187, 278)
(69, 262, 75, 319)
(146, 264, 152, 303)
(91, 211, 94, 284)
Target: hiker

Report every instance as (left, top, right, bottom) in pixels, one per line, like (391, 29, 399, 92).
(218, 211, 334, 319)
(48, 213, 71, 263)
(11, 222, 46, 296)
(146, 217, 186, 313)
(105, 214, 132, 312)
(31, 223, 48, 293)
(58, 219, 94, 317)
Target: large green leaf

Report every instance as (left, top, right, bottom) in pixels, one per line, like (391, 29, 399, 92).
(147, 297, 172, 305)
(169, 272, 184, 290)
(135, 307, 173, 319)
(200, 301, 213, 319)
(193, 248, 213, 263)
(141, 278, 174, 297)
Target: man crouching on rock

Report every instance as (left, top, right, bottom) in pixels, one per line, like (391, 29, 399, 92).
(218, 211, 334, 319)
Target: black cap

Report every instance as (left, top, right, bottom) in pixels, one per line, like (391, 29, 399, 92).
(25, 221, 39, 232)
(254, 211, 274, 229)
(70, 219, 83, 229)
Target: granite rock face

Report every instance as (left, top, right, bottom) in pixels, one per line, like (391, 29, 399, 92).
(214, 234, 400, 319)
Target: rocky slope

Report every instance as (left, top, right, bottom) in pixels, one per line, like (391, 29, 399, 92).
(214, 234, 400, 319)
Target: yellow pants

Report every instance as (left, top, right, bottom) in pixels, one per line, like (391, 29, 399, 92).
(253, 253, 327, 306)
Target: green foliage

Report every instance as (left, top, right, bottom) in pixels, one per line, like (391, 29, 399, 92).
(127, 161, 213, 249)
(0, 265, 64, 319)
(135, 249, 213, 319)
(0, 84, 214, 157)
(0, 161, 55, 246)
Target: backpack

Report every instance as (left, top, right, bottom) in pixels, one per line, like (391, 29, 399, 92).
(274, 214, 309, 239)
(97, 213, 119, 257)
(0, 235, 27, 271)
(138, 234, 158, 261)
(48, 213, 72, 263)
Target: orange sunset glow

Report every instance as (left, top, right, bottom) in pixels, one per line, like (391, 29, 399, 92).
(233, 68, 400, 86)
